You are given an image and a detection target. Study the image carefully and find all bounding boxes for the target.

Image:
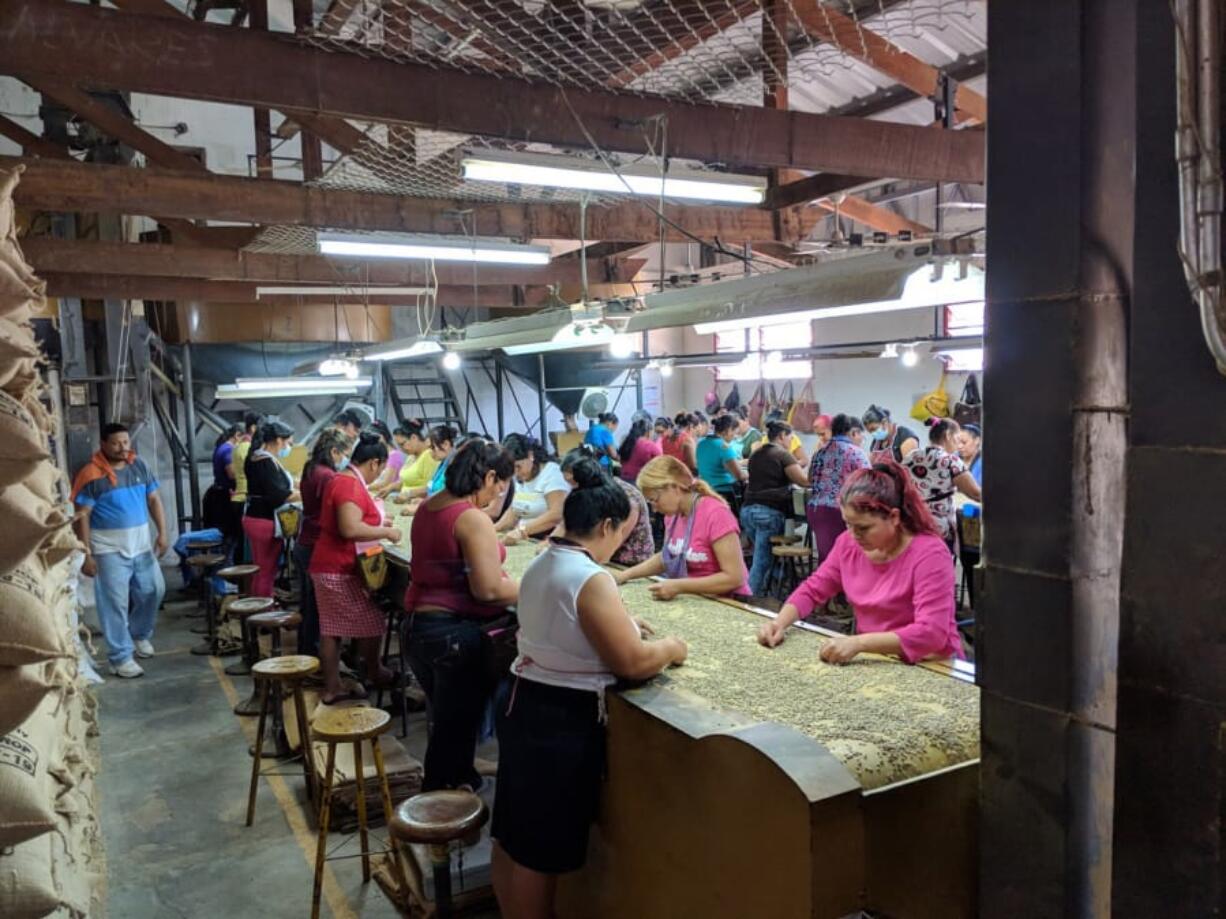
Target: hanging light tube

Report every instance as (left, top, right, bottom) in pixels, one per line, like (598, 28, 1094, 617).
(318, 233, 551, 265)
(361, 338, 446, 361)
(460, 149, 767, 205)
(229, 376, 373, 392)
(501, 320, 618, 355)
(256, 285, 433, 297)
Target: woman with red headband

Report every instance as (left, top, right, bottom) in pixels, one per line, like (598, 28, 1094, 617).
(757, 461, 961, 664)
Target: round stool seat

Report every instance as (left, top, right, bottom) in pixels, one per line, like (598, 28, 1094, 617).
(389, 791, 489, 846)
(772, 544, 811, 559)
(187, 552, 227, 568)
(312, 705, 391, 742)
(247, 609, 302, 631)
(218, 564, 260, 583)
(193, 538, 223, 549)
(769, 534, 801, 546)
(228, 596, 276, 617)
(252, 654, 319, 680)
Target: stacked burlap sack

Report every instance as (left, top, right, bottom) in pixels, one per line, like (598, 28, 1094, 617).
(0, 163, 105, 919)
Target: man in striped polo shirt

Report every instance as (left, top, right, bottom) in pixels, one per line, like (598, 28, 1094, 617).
(71, 423, 168, 678)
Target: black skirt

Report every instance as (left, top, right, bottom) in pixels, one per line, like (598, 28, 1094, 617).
(492, 677, 606, 874)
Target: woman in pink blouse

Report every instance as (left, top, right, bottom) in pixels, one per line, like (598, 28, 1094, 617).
(758, 461, 961, 664)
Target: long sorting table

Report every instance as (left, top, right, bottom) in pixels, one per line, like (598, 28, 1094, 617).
(382, 518, 979, 919)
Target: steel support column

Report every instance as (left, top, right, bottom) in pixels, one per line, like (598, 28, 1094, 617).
(180, 342, 201, 528)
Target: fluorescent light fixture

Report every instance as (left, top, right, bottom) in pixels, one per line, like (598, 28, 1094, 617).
(442, 352, 462, 370)
(362, 338, 445, 361)
(217, 382, 365, 399)
(502, 320, 617, 355)
(319, 233, 551, 265)
(230, 376, 373, 392)
(257, 286, 431, 297)
(461, 149, 767, 205)
(319, 358, 360, 378)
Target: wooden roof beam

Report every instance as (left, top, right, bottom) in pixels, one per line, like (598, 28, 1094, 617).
(21, 237, 647, 288)
(5, 156, 808, 242)
(0, 0, 983, 183)
(816, 195, 932, 236)
(791, 1, 987, 124)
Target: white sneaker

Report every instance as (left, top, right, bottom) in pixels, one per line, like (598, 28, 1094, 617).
(134, 640, 155, 659)
(109, 659, 145, 678)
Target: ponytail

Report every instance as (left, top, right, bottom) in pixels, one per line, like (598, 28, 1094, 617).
(840, 460, 939, 536)
(635, 455, 728, 507)
(618, 418, 652, 463)
(925, 416, 960, 445)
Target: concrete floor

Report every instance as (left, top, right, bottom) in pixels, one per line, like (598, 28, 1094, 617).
(93, 571, 431, 919)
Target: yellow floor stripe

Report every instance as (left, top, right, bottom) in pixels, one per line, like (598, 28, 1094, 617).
(207, 657, 359, 919)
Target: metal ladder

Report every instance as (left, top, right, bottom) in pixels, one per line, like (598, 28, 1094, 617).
(382, 361, 466, 431)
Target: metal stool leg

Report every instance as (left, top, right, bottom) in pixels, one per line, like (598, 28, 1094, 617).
(311, 743, 337, 919)
(353, 739, 371, 882)
(245, 679, 270, 826)
(430, 844, 454, 918)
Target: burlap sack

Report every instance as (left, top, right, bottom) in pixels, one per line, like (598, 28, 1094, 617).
(0, 829, 58, 918)
(0, 164, 20, 244)
(39, 525, 83, 570)
(0, 390, 49, 488)
(23, 459, 63, 505)
(55, 785, 99, 917)
(0, 559, 70, 667)
(0, 483, 71, 576)
(0, 661, 57, 737)
(0, 317, 38, 375)
(0, 253, 38, 305)
(0, 691, 63, 847)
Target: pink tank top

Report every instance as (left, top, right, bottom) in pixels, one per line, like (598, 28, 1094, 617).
(406, 500, 509, 619)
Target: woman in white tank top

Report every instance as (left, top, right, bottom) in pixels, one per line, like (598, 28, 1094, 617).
(491, 458, 687, 917)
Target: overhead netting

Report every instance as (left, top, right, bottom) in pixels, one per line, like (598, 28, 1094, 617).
(249, 0, 982, 253)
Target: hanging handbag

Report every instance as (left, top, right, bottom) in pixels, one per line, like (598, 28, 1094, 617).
(723, 382, 742, 411)
(953, 374, 983, 427)
(910, 368, 951, 423)
(787, 381, 820, 432)
(745, 383, 767, 429)
(357, 545, 389, 592)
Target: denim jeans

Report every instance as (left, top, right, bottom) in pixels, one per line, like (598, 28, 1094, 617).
(739, 504, 786, 598)
(403, 612, 490, 791)
(292, 542, 319, 657)
(94, 551, 166, 666)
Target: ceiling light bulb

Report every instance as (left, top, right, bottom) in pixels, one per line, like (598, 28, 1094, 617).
(880, 343, 899, 359)
(659, 361, 674, 378)
(901, 346, 920, 367)
(442, 352, 462, 370)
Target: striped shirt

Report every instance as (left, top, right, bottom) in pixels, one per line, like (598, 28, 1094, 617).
(72, 457, 158, 557)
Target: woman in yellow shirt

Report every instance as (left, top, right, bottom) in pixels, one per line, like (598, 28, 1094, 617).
(389, 419, 437, 499)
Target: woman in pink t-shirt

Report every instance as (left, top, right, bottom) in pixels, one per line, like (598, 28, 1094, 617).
(615, 455, 750, 598)
(758, 460, 962, 664)
(617, 417, 662, 483)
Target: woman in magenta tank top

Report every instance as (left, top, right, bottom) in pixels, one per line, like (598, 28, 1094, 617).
(405, 439, 519, 791)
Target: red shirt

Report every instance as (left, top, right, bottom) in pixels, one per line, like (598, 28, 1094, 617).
(406, 500, 508, 619)
(309, 471, 380, 576)
(298, 463, 336, 549)
(661, 432, 695, 470)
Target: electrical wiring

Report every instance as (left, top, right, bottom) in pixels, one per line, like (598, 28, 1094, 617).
(557, 87, 776, 275)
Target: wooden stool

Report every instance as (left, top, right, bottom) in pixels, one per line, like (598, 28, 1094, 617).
(219, 566, 262, 674)
(769, 533, 801, 546)
(311, 707, 400, 919)
(246, 654, 320, 826)
(186, 553, 228, 654)
(229, 597, 276, 715)
(768, 544, 813, 598)
(245, 611, 304, 758)
(389, 791, 489, 919)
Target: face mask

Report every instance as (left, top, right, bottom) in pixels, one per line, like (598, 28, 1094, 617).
(870, 427, 889, 442)
(278, 445, 292, 458)
(336, 456, 350, 472)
